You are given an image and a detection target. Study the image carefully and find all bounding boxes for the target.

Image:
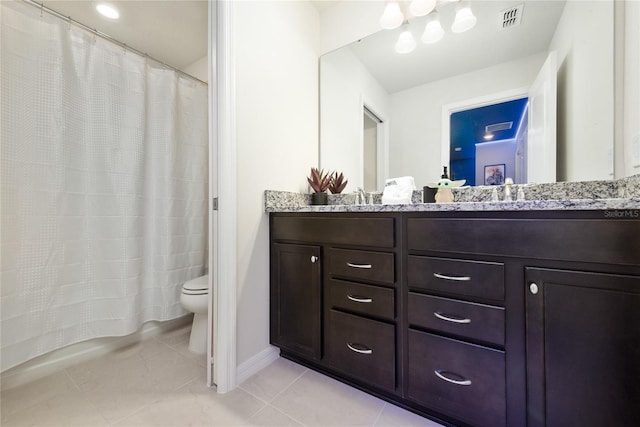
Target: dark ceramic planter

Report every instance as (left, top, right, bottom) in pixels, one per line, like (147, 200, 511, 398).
(311, 192, 328, 205)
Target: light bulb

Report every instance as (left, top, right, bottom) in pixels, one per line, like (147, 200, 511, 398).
(451, 2, 477, 33)
(380, 1, 404, 30)
(96, 3, 120, 19)
(410, 0, 436, 17)
(395, 29, 417, 54)
(421, 12, 444, 44)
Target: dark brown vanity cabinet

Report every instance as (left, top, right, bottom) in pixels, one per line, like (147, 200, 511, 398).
(270, 213, 400, 395)
(270, 211, 640, 427)
(270, 242, 322, 360)
(525, 267, 640, 427)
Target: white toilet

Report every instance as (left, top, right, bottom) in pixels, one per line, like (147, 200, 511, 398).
(180, 275, 209, 354)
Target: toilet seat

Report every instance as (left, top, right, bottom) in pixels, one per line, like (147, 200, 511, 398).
(182, 275, 208, 294)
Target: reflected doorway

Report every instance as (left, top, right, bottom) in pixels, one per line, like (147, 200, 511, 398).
(450, 98, 529, 185)
(363, 107, 381, 192)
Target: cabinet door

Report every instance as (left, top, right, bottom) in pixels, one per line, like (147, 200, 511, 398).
(271, 243, 321, 360)
(526, 268, 640, 427)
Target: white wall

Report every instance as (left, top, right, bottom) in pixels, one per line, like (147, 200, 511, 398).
(389, 52, 546, 188)
(234, 0, 319, 366)
(320, 47, 390, 191)
(475, 139, 517, 186)
(550, 0, 614, 181)
(183, 56, 208, 83)
(623, 0, 640, 176)
(319, 0, 384, 55)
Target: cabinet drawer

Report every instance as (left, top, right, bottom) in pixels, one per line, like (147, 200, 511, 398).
(408, 293, 504, 346)
(328, 248, 395, 285)
(408, 256, 504, 301)
(272, 216, 395, 248)
(325, 310, 395, 392)
(407, 329, 506, 427)
(326, 279, 395, 321)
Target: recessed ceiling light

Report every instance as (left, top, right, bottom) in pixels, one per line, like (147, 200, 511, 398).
(484, 133, 494, 140)
(96, 3, 120, 20)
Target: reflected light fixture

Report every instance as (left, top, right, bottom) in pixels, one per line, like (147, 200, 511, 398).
(410, 0, 436, 17)
(380, 1, 404, 30)
(451, 1, 477, 33)
(96, 3, 120, 19)
(395, 26, 417, 54)
(484, 133, 495, 140)
(421, 12, 444, 44)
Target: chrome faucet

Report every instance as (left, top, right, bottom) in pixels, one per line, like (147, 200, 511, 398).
(355, 187, 366, 205)
(503, 178, 514, 202)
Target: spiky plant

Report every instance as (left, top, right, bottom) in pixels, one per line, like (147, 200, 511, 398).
(328, 171, 348, 194)
(307, 167, 331, 193)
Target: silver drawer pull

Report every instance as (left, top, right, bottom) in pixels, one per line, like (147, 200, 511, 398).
(433, 272, 471, 282)
(346, 342, 373, 355)
(347, 262, 372, 269)
(434, 312, 471, 324)
(347, 295, 373, 303)
(434, 370, 472, 386)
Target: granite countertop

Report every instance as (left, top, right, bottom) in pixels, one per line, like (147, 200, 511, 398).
(265, 175, 640, 213)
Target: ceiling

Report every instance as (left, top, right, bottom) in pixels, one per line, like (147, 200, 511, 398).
(347, 0, 566, 93)
(38, 0, 208, 70)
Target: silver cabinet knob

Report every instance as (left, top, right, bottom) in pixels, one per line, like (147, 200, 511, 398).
(530, 282, 539, 294)
(310, 256, 318, 263)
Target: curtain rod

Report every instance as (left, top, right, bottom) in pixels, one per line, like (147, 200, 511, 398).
(22, 0, 207, 86)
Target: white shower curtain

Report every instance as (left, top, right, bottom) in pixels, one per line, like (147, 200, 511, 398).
(0, 1, 209, 371)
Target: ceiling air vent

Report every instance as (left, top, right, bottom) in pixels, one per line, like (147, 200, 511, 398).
(486, 122, 513, 133)
(500, 4, 524, 30)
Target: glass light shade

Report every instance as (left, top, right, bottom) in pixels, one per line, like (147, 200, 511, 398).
(380, 2, 404, 30)
(410, 0, 436, 17)
(451, 3, 477, 33)
(421, 13, 444, 44)
(395, 29, 417, 54)
(96, 3, 120, 19)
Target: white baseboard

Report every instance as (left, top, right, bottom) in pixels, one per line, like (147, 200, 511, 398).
(1, 316, 193, 391)
(236, 346, 280, 386)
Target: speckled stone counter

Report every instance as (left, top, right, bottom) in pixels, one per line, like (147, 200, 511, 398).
(265, 175, 640, 213)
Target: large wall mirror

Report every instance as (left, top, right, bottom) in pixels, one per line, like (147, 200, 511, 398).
(320, 0, 618, 191)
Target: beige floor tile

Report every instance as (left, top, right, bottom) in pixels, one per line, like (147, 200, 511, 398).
(270, 369, 386, 426)
(0, 371, 78, 421)
(375, 403, 445, 427)
(249, 404, 303, 426)
(239, 357, 307, 402)
(1, 390, 109, 427)
(115, 382, 265, 426)
(66, 340, 203, 394)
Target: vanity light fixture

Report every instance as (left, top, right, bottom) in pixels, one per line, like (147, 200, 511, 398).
(380, 1, 404, 30)
(382, 0, 478, 53)
(451, 1, 477, 33)
(421, 12, 444, 44)
(96, 3, 120, 20)
(410, 0, 437, 17)
(395, 25, 417, 54)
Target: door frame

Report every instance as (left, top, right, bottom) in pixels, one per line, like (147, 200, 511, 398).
(208, 0, 237, 393)
(440, 87, 529, 171)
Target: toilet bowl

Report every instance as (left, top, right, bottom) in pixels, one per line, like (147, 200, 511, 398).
(180, 275, 209, 354)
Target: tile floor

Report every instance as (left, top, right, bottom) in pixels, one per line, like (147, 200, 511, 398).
(0, 324, 444, 426)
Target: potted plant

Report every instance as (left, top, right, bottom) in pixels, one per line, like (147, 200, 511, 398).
(307, 167, 331, 205)
(328, 171, 348, 194)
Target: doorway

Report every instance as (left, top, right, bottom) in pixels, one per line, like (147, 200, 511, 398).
(363, 107, 382, 192)
(449, 98, 529, 185)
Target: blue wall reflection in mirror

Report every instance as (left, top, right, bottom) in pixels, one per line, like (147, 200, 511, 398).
(450, 98, 529, 186)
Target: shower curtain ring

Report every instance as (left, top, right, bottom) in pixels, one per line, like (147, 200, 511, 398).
(40, 2, 43, 17)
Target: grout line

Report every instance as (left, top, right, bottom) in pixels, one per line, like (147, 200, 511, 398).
(371, 402, 386, 426)
(254, 403, 308, 426)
